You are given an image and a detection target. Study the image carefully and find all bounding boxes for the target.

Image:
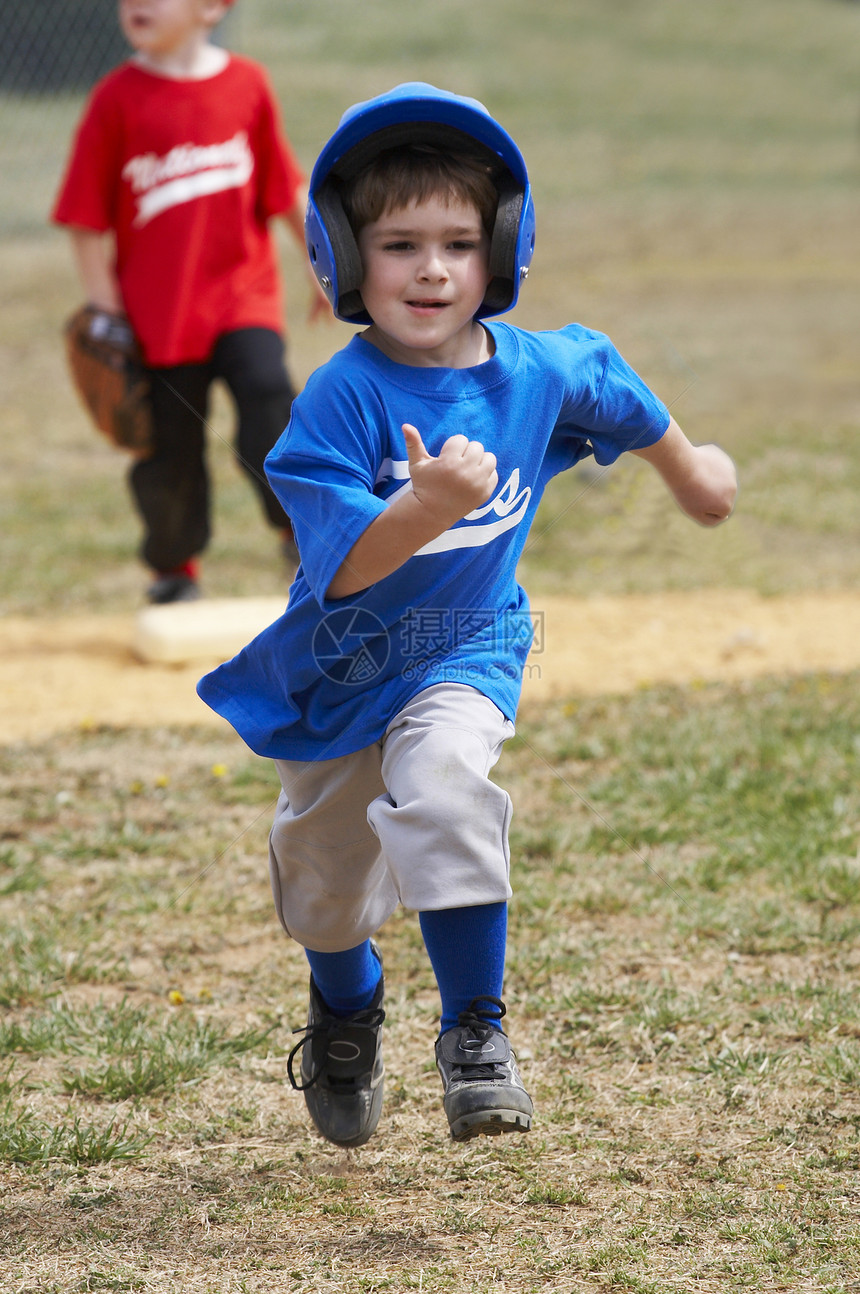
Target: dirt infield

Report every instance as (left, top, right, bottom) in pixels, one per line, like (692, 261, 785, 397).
(3, 588, 859, 744)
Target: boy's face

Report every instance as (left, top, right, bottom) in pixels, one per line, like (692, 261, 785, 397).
(119, 0, 226, 57)
(356, 195, 492, 367)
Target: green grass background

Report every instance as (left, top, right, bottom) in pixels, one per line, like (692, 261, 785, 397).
(1, 0, 858, 612)
(1, 2, 859, 1290)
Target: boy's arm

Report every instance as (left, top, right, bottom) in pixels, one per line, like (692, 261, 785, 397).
(631, 416, 737, 526)
(68, 226, 124, 315)
(282, 187, 333, 323)
(326, 424, 498, 600)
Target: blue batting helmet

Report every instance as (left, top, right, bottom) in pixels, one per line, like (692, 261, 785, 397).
(305, 82, 536, 324)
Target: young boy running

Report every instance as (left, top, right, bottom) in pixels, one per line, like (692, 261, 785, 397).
(198, 83, 738, 1146)
(52, 0, 329, 603)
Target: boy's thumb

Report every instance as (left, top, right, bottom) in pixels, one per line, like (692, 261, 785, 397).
(402, 423, 431, 465)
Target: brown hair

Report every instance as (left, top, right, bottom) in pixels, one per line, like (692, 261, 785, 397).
(340, 144, 499, 238)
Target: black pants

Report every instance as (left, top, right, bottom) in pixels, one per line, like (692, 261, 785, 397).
(130, 327, 295, 573)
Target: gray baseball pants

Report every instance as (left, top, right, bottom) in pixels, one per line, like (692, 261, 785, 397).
(268, 683, 515, 952)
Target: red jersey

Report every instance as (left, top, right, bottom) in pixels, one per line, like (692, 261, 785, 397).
(52, 56, 305, 366)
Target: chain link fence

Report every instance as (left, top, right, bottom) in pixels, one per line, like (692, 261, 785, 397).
(0, 0, 237, 237)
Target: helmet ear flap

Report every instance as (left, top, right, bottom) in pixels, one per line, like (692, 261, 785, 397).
(315, 182, 367, 322)
(483, 174, 523, 315)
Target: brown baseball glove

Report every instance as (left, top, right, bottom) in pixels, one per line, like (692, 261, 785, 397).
(64, 305, 154, 457)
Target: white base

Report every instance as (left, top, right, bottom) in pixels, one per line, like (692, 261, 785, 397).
(133, 595, 287, 665)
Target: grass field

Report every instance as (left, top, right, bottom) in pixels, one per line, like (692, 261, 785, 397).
(1, 677, 859, 1291)
(1, 0, 859, 613)
(1, 0, 859, 1290)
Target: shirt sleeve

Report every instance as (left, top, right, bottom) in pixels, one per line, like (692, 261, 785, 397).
(557, 327, 671, 466)
(265, 380, 388, 605)
(251, 67, 305, 220)
(51, 79, 121, 231)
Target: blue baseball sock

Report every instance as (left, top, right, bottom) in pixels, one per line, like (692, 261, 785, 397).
(304, 940, 382, 1017)
(419, 901, 508, 1035)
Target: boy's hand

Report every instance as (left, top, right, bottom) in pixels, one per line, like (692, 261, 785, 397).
(632, 419, 738, 527)
(325, 423, 498, 600)
(403, 423, 498, 528)
(679, 443, 738, 525)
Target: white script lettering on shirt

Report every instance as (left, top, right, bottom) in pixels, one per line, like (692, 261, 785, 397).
(122, 131, 254, 226)
(377, 459, 532, 555)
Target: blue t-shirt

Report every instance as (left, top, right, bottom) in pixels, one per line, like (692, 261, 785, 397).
(197, 321, 669, 760)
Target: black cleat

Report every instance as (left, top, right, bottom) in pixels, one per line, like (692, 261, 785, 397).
(435, 996, 533, 1141)
(287, 948, 385, 1148)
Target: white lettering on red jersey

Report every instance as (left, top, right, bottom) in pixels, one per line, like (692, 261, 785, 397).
(122, 131, 254, 226)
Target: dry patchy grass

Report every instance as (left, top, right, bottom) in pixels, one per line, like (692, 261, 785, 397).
(1, 673, 858, 1292)
(1, 4, 859, 1291)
